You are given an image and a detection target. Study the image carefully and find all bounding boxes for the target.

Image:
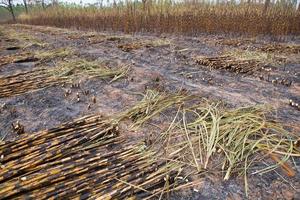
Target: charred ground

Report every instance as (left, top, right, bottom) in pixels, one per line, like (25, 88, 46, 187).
(0, 24, 299, 199)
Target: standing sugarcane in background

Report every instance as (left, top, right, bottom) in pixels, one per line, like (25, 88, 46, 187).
(0, 0, 16, 21)
(23, 0, 28, 14)
(263, 0, 270, 13)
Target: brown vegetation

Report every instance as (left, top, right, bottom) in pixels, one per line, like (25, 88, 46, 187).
(18, 2, 300, 36)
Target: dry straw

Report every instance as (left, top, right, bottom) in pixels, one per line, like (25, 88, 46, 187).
(156, 102, 300, 196)
(115, 91, 299, 196)
(123, 90, 190, 129)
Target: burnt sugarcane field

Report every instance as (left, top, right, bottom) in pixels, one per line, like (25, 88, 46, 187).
(0, 1, 300, 199)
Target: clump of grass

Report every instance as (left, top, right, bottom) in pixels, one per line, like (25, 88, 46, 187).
(157, 102, 300, 196)
(50, 59, 130, 82)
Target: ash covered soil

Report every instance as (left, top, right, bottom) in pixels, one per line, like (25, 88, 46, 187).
(0, 24, 299, 199)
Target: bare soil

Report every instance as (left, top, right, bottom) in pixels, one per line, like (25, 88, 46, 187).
(0, 24, 299, 199)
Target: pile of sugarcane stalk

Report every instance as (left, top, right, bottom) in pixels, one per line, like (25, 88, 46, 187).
(0, 48, 73, 68)
(194, 55, 263, 75)
(0, 52, 36, 67)
(0, 59, 129, 98)
(0, 69, 68, 98)
(258, 44, 300, 54)
(0, 114, 181, 199)
(0, 90, 192, 199)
